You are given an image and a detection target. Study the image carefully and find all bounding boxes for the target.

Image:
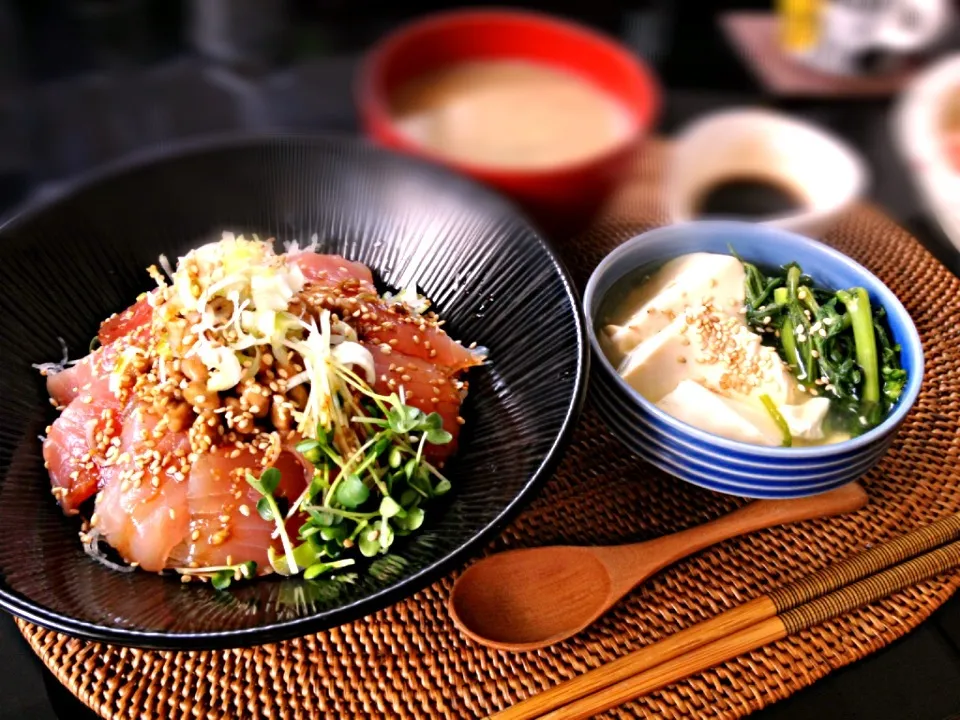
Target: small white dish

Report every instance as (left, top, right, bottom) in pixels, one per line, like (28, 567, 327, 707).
(893, 53, 960, 254)
(667, 108, 868, 238)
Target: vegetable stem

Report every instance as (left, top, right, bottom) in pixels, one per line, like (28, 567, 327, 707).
(265, 494, 298, 572)
(786, 266, 815, 380)
(837, 288, 880, 404)
(324, 471, 347, 509)
(774, 287, 802, 375)
(786, 265, 801, 300)
(797, 285, 820, 315)
(303, 505, 379, 521)
(760, 394, 792, 447)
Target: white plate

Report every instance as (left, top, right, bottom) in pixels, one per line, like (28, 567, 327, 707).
(893, 54, 960, 254)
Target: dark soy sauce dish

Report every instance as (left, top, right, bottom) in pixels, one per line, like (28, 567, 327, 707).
(693, 176, 808, 221)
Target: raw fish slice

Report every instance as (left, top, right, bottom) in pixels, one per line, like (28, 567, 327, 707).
(98, 294, 154, 346)
(45, 343, 119, 407)
(166, 448, 310, 571)
(303, 276, 482, 374)
(42, 394, 119, 513)
(94, 406, 191, 571)
(95, 462, 189, 572)
(366, 344, 464, 463)
(46, 301, 152, 407)
(364, 310, 481, 374)
(288, 251, 375, 287)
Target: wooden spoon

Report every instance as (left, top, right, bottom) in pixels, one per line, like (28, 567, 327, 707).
(449, 482, 868, 651)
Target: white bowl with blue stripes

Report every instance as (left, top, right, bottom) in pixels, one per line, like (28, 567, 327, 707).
(583, 221, 924, 499)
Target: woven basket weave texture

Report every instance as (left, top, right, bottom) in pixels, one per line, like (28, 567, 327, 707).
(17, 140, 960, 719)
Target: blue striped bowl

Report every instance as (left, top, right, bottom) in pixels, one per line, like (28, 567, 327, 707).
(583, 221, 924, 498)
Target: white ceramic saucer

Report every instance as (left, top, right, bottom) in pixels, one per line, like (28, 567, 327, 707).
(667, 108, 868, 238)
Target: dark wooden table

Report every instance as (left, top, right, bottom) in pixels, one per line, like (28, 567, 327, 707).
(0, 4, 958, 718)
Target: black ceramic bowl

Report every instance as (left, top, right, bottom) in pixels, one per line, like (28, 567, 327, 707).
(0, 135, 587, 649)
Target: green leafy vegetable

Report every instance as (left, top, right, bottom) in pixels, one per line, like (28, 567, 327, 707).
(256, 497, 274, 522)
(211, 570, 234, 590)
(358, 527, 381, 557)
(737, 250, 907, 438)
(335, 474, 370, 508)
(380, 496, 403, 518)
(394, 507, 425, 534)
(288, 367, 455, 562)
(836, 288, 880, 404)
(247, 466, 281, 496)
(874, 308, 907, 403)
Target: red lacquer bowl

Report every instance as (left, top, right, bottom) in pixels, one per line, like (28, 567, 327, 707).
(357, 9, 660, 236)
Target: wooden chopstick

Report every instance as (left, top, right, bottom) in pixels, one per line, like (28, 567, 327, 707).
(537, 540, 960, 720)
(490, 513, 960, 720)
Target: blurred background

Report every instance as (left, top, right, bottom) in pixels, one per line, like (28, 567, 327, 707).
(0, 1, 958, 719)
(0, 0, 957, 268)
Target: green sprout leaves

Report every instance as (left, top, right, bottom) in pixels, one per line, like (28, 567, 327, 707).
(202, 365, 458, 589)
(247, 466, 280, 496)
(246, 468, 299, 575)
(335, 474, 370, 508)
(175, 560, 257, 590)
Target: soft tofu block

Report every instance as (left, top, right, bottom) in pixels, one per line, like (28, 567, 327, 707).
(780, 397, 831, 440)
(656, 381, 831, 446)
(610, 252, 746, 345)
(600, 324, 643, 365)
(618, 316, 701, 402)
(656, 380, 782, 446)
(617, 314, 796, 405)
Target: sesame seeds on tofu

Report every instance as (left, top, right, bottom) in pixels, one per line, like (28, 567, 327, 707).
(620, 296, 793, 405)
(673, 300, 785, 397)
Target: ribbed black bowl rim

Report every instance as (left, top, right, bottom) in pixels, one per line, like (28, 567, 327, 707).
(0, 132, 589, 649)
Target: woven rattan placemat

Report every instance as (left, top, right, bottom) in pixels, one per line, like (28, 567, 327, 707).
(15, 140, 960, 719)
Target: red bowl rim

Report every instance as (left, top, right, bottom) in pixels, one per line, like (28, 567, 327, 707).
(356, 7, 661, 181)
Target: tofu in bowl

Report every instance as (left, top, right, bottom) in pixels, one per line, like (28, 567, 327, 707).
(583, 221, 923, 498)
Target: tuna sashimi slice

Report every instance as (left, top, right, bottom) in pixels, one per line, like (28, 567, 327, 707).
(367, 344, 464, 463)
(364, 310, 482, 375)
(94, 405, 191, 571)
(98, 294, 154, 346)
(166, 448, 310, 571)
(46, 299, 152, 407)
(45, 343, 121, 407)
(301, 273, 483, 375)
(43, 394, 120, 513)
(95, 403, 311, 573)
(289, 251, 375, 287)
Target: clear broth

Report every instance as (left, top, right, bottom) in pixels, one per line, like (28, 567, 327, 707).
(598, 259, 892, 447)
